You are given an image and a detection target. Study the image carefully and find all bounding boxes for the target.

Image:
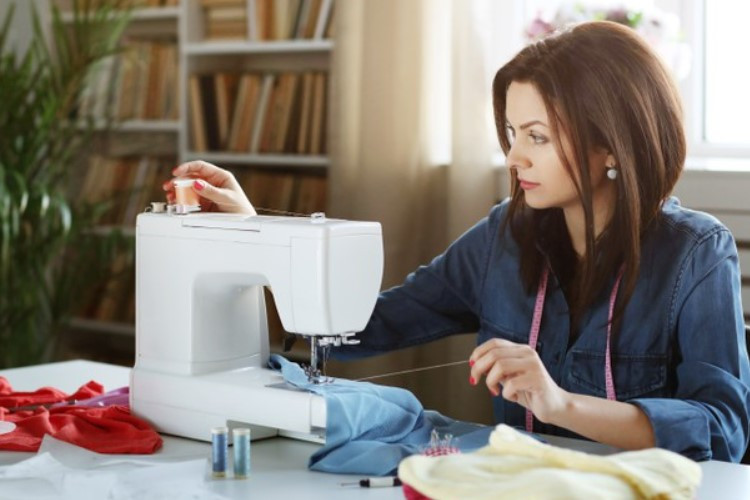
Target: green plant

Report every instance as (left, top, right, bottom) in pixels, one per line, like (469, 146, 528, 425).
(0, 1, 131, 367)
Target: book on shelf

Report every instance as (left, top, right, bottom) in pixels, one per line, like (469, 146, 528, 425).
(199, 74, 221, 150)
(94, 251, 133, 323)
(189, 75, 208, 152)
(308, 71, 326, 155)
(215, 73, 241, 149)
(272, 73, 301, 153)
(258, 73, 285, 153)
(119, 41, 180, 121)
(189, 70, 327, 155)
(250, 74, 276, 153)
(78, 155, 174, 227)
(201, 0, 248, 40)
(81, 40, 180, 123)
(76, 246, 136, 325)
(227, 74, 262, 152)
(203, 0, 335, 41)
(235, 168, 326, 215)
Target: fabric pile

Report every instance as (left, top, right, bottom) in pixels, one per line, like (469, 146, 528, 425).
(398, 424, 702, 500)
(0, 377, 161, 454)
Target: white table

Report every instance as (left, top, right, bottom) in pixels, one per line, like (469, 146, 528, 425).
(2, 360, 749, 499)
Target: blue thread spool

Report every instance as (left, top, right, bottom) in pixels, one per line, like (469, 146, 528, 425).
(233, 428, 251, 478)
(211, 426, 228, 477)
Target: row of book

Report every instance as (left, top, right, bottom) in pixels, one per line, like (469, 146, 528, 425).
(80, 41, 180, 122)
(78, 249, 137, 324)
(190, 71, 328, 154)
(238, 167, 327, 215)
(74, 155, 327, 227)
(75, 156, 174, 227)
(201, 0, 334, 41)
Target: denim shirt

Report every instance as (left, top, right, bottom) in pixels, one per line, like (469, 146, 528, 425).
(335, 197, 750, 462)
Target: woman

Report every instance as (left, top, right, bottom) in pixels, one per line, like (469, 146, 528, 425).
(165, 22, 749, 462)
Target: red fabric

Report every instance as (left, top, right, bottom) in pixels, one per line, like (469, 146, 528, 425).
(0, 376, 103, 408)
(401, 482, 432, 500)
(0, 378, 162, 454)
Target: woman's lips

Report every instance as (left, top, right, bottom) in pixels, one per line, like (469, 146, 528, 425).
(518, 180, 540, 190)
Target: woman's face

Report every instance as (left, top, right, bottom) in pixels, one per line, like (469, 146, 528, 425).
(505, 81, 612, 211)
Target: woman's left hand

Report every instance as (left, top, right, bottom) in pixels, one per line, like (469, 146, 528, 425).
(469, 338, 570, 424)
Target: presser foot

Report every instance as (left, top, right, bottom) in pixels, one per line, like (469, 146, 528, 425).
(304, 333, 360, 384)
(303, 365, 333, 385)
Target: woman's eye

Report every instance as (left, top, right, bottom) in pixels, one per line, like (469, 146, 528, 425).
(530, 133, 548, 145)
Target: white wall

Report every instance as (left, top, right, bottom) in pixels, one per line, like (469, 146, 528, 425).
(0, 0, 47, 56)
(674, 165, 750, 322)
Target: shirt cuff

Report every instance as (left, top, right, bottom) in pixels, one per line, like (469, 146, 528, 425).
(630, 398, 712, 461)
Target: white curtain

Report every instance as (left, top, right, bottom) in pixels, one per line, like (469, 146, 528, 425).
(327, 0, 520, 423)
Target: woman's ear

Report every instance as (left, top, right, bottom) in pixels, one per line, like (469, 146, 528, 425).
(605, 153, 616, 168)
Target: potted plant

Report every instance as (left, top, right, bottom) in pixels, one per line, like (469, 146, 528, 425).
(0, 0, 131, 368)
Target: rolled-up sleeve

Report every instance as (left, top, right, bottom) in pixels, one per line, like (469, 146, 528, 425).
(632, 229, 750, 462)
(333, 203, 503, 360)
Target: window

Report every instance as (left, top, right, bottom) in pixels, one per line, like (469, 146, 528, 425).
(702, 2, 750, 147)
(515, 0, 750, 157)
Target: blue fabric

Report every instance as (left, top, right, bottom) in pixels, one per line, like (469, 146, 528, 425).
(268, 354, 493, 475)
(333, 197, 750, 463)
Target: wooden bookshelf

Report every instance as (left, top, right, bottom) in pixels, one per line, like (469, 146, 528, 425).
(62, 0, 336, 359)
(60, 6, 180, 23)
(80, 119, 181, 132)
(118, 119, 181, 132)
(184, 39, 333, 55)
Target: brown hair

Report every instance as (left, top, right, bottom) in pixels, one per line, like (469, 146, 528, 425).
(492, 21, 686, 330)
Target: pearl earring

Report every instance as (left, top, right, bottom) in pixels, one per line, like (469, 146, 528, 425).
(606, 166, 618, 180)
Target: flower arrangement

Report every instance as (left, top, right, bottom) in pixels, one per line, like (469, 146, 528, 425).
(525, 2, 691, 79)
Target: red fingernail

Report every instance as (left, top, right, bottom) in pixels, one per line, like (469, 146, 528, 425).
(469, 376, 476, 385)
(469, 359, 475, 367)
(193, 180, 204, 191)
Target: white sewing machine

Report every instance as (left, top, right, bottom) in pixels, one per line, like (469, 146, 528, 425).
(130, 210, 383, 442)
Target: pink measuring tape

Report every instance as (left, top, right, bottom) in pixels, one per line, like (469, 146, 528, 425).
(524, 266, 623, 432)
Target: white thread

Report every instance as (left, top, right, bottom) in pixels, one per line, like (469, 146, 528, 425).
(356, 360, 469, 382)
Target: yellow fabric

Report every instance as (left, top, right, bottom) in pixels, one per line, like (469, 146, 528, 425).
(397, 424, 701, 500)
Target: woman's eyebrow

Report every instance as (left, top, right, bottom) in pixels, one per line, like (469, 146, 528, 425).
(519, 120, 548, 130)
(505, 119, 549, 130)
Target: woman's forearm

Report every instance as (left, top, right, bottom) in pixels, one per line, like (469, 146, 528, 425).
(549, 392, 656, 450)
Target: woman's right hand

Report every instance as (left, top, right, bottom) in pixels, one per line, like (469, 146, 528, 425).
(163, 160, 256, 215)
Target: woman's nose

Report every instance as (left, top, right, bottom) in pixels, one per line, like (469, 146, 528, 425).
(506, 144, 530, 171)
